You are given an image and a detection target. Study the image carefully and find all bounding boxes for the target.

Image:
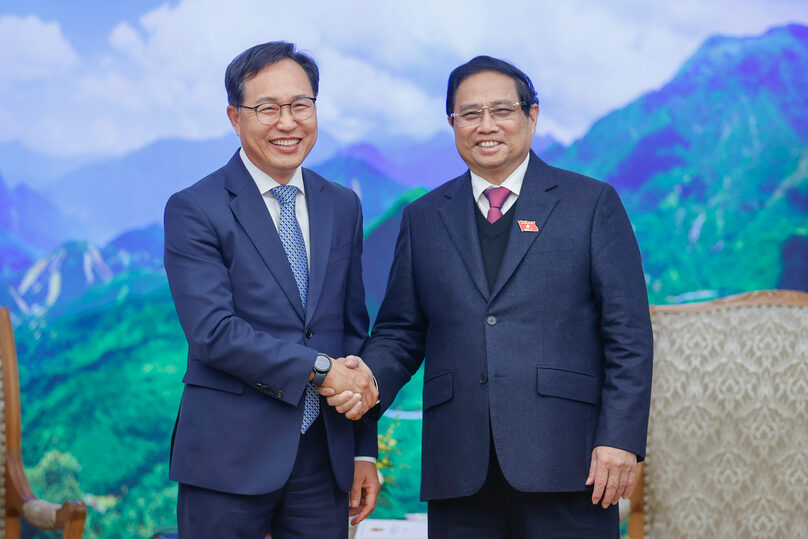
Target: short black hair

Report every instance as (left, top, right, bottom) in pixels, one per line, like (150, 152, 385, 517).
(446, 55, 539, 119)
(225, 41, 319, 107)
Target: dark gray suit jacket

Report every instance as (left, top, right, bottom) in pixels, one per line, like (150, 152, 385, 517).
(363, 151, 653, 501)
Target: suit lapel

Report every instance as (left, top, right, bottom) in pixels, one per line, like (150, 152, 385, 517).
(439, 173, 489, 300)
(225, 154, 305, 321)
(303, 169, 334, 325)
(489, 153, 560, 300)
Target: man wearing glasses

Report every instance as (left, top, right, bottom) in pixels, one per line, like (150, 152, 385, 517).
(164, 41, 379, 538)
(330, 55, 653, 537)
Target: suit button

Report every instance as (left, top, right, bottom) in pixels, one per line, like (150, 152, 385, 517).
(305, 328, 314, 339)
(256, 383, 268, 390)
(277, 390, 284, 398)
(486, 315, 497, 326)
(479, 374, 488, 384)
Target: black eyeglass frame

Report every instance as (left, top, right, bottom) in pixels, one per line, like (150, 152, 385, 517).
(238, 97, 317, 124)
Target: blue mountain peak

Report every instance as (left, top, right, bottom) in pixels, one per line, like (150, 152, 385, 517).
(673, 23, 808, 95)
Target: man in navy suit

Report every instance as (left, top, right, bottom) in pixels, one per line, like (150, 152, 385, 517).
(328, 56, 653, 537)
(164, 42, 380, 538)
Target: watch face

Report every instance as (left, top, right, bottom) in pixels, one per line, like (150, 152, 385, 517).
(315, 354, 331, 372)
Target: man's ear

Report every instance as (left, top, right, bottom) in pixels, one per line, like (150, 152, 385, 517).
(226, 105, 241, 135)
(525, 104, 539, 137)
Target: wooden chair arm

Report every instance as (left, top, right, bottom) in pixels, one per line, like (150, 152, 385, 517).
(54, 501, 88, 539)
(3, 304, 87, 538)
(5, 448, 86, 538)
(628, 462, 644, 538)
(6, 449, 37, 513)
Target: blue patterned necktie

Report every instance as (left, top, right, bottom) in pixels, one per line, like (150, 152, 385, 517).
(271, 184, 319, 433)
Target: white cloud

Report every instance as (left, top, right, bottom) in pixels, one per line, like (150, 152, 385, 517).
(316, 49, 446, 143)
(109, 22, 146, 61)
(0, 14, 78, 86)
(0, 0, 806, 156)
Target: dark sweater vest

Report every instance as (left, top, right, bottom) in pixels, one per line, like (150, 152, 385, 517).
(475, 202, 515, 293)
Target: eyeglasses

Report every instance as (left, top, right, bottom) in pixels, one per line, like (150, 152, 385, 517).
(239, 97, 316, 125)
(450, 101, 526, 127)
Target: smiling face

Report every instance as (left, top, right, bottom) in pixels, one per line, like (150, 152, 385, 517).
(227, 58, 317, 184)
(450, 70, 539, 185)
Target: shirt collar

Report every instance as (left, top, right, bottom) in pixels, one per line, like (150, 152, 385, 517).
(239, 148, 306, 196)
(470, 153, 530, 201)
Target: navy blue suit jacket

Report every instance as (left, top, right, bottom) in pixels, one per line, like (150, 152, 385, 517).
(363, 152, 653, 501)
(164, 151, 375, 495)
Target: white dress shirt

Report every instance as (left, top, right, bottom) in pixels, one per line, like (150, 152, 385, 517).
(469, 153, 531, 218)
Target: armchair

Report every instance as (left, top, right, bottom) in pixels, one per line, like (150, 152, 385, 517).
(628, 290, 808, 537)
(0, 306, 87, 538)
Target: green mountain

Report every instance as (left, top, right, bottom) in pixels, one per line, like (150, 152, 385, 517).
(5, 230, 167, 323)
(311, 153, 410, 225)
(550, 24, 808, 303)
(17, 286, 184, 538)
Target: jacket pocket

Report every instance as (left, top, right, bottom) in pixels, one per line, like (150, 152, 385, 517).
(183, 359, 245, 395)
(537, 367, 599, 404)
(423, 370, 453, 410)
(536, 238, 573, 252)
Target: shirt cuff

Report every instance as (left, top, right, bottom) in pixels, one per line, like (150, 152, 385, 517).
(372, 374, 380, 405)
(354, 456, 377, 464)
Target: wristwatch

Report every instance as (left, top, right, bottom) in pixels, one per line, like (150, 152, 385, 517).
(312, 353, 332, 386)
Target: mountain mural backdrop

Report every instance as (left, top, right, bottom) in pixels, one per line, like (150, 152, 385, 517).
(0, 24, 806, 538)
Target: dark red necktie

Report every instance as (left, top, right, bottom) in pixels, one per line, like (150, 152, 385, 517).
(484, 187, 511, 223)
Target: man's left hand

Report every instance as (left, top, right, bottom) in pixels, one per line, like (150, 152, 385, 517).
(349, 460, 380, 526)
(585, 446, 637, 508)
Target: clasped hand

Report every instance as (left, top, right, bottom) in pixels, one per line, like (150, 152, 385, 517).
(317, 355, 378, 420)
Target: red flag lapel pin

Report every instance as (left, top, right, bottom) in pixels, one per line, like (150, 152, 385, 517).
(518, 220, 539, 232)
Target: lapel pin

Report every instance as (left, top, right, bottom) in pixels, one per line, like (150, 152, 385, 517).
(518, 220, 539, 232)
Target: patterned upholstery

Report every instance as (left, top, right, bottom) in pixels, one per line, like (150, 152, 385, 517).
(641, 290, 808, 537)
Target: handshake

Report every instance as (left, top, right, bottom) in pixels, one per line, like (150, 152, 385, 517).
(317, 355, 378, 420)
